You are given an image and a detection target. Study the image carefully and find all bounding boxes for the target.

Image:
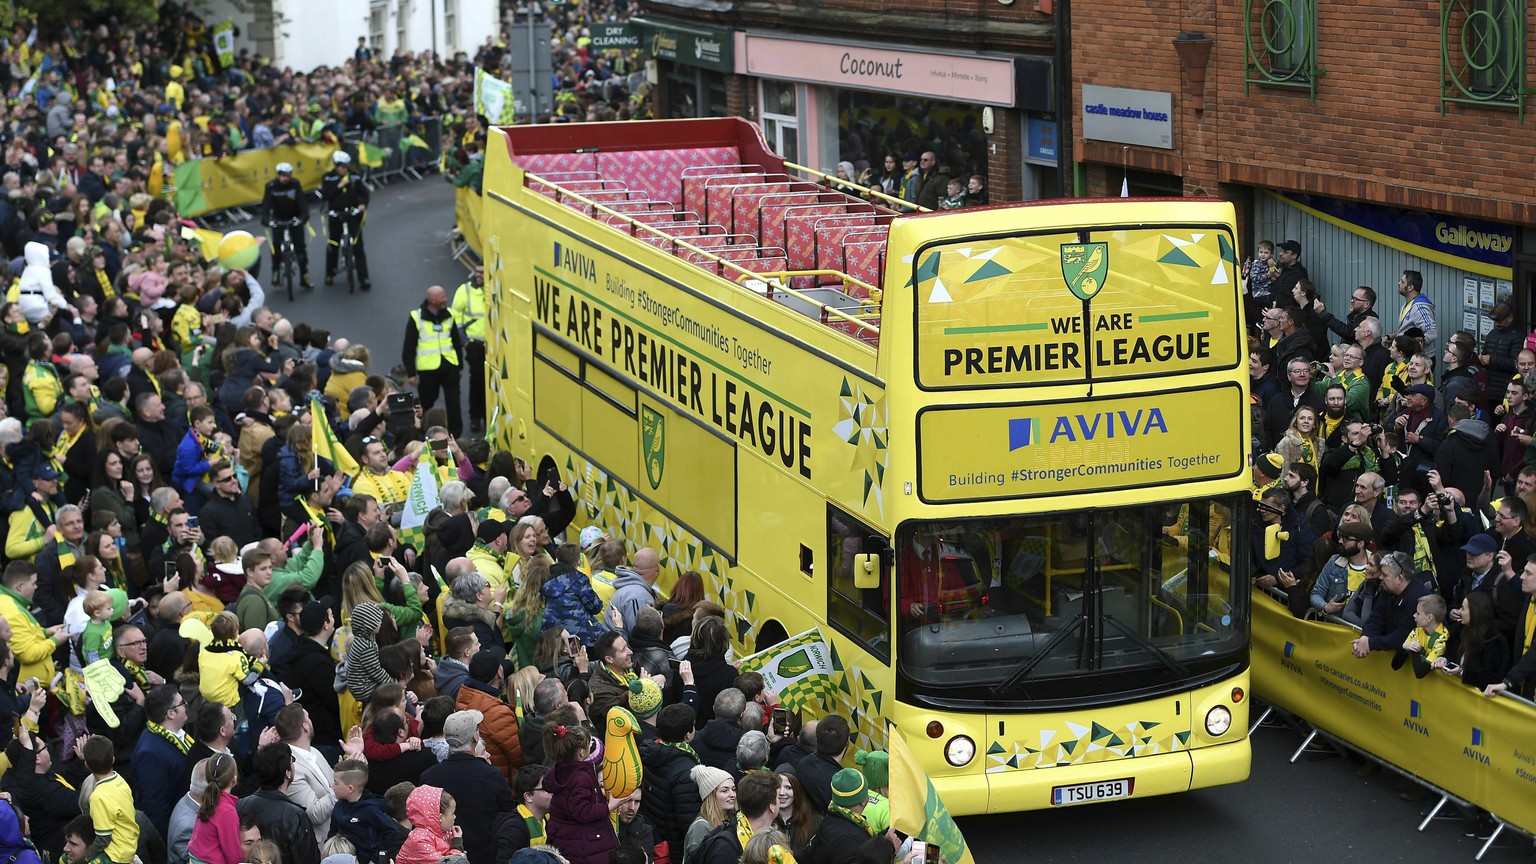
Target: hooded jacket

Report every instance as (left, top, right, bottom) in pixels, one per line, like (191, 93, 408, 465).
(324, 354, 368, 420)
(455, 676, 523, 781)
(606, 566, 658, 636)
(1435, 418, 1497, 505)
(543, 756, 617, 864)
(396, 785, 456, 864)
(541, 564, 605, 646)
(434, 656, 470, 704)
(16, 241, 66, 324)
(692, 717, 746, 772)
(0, 798, 45, 864)
(638, 738, 703, 847)
(345, 603, 393, 702)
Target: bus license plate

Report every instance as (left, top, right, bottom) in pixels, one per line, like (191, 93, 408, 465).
(1051, 778, 1133, 806)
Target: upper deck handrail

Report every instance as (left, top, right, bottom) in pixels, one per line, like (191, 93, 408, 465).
(522, 169, 881, 338)
(782, 160, 928, 214)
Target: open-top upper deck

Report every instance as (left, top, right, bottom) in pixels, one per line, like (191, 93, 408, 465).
(496, 118, 901, 346)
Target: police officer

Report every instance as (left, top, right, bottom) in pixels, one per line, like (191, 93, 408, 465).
(260, 161, 311, 289)
(450, 265, 487, 433)
(321, 150, 371, 290)
(402, 285, 465, 436)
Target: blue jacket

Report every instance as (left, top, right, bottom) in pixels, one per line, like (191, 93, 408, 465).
(1309, 554, 1355, 615)
(541, 564, 606, 646)
(131, 728, 192, 842)
(1363, 577, 1431, 651)
(332, 793, 398, 864)
(172, 428, 213, 494)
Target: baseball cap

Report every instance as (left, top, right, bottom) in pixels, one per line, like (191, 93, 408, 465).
(469, 648, 509, 682)
(443, 709, 483, 750)
(1404, 383, 1437, 399)
(35, 464, 59, 481)
(579, 526, 606, 548)
(1461, 533, 1499, 556)
(1336, 521, 1373, 542)
(1278, 240, 1302, 254)
(476, 520, 509, 544)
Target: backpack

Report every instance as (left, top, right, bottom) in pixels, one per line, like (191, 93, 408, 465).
(688, 820, 740, 864)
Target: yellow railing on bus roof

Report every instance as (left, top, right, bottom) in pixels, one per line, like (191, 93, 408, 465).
(782, 160, 929, 214)
(523, 172, 880, 338)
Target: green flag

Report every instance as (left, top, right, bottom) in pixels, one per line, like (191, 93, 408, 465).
(358, 142, 388, 168)
(474, 68, 517, 124)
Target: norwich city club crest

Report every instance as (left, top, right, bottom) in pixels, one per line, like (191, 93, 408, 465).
(641, 405, 665, 490)
(775, 648, 812, 678)
(1060, 242, 1108, 300)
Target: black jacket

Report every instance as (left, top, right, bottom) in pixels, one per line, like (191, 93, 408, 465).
(491, 809, 538, 863)
(364, 747, 438, 796)
(421, 752, 517, 864)
(692, 718, 745, 772)
(275, 636, 344, 746)
(136, 418, 179, 477)
(639, 739, 703, 846)
(807, 809, 874, 864)
(401, 301, 464, 376)
(687, 654, 738, 728)
(794, 752, 842, 813)
(237, 788, 320, 864)
(198, 490, 260, 548)
(261, 177, 310, 223)
(320, 169, 370, 213)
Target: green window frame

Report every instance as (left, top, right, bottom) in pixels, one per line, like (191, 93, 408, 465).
(1245, 0, 1320, 99)
(1442, 0, 1528, 116)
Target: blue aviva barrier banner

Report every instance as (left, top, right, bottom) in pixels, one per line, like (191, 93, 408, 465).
(1252, 593, 1536, 834)
(1274, 191, 1514, 277)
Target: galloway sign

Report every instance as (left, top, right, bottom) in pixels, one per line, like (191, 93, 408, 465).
(741, 34, 1016, 106)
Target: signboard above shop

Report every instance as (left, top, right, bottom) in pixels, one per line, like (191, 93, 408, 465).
(590, 23, 639, 50)
(741, 33, 1017, 106)
(631, 17, 734, 74)
(1080, 84, 1174, 150)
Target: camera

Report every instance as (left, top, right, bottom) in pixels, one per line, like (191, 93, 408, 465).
(1368, 424, 1383, 435)
(1435, 493, 1452, 508)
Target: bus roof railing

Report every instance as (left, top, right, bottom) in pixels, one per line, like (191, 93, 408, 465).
(782, 160, 928, 214)
(523, 171, 881, 339)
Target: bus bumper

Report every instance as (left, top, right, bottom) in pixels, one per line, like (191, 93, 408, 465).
(933, 737, 1251, 815)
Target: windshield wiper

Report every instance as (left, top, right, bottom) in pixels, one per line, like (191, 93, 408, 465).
(1101, 614, 1188, 677)
(991, 613, 1085, 697)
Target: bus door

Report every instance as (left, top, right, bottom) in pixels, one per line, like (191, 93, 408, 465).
(827, 504, 892, 665)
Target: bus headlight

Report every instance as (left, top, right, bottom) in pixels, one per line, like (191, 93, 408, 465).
(945, 735, 975, 767)
(1205, 705, 1232, 736)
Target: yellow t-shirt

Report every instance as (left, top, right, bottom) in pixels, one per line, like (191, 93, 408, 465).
(185, 589, 226, 617)
(90, 772, 139, 863)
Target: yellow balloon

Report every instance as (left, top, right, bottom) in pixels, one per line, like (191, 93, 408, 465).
(217, 230, 262, 271)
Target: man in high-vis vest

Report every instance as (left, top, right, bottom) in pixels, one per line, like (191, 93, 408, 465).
(450, 266, 487, 433)
(403, 284, 465, 436)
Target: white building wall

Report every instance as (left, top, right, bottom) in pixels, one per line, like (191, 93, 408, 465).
(209, 0, 500, 74)
(273, 0, 371, 72)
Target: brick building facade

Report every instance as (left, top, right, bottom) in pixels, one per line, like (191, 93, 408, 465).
(1071, 0, 1536, 337)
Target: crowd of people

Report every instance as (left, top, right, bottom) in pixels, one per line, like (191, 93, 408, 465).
(1242, 239, 1536, 712)
(0, 10, 917, 864)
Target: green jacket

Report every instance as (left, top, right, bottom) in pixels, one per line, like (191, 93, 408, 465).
(263, 545, 325, 602)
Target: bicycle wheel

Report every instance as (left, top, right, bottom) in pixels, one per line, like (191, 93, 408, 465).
(344, 234, 356, 295)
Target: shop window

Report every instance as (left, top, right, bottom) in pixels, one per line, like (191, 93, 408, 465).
(1442, 0, 1527, 113)
(443, 0, 457, 53)
(1243, 0, 1318, 99)
(832, 90, 989, 202)
(826, 504, 889, 663)
(760, 80, 799, 163)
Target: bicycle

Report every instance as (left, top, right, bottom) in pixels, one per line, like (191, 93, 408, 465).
(268, 217, 305, 301)
(329, 206, 363, 294)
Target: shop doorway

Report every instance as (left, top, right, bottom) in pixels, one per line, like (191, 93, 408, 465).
(835, 90, 988, 200)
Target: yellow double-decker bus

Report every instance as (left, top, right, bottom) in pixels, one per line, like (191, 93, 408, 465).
(481, 117, 1251, 814)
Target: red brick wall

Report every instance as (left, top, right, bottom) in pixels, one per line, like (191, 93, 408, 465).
(1070, 0, 1536, 225)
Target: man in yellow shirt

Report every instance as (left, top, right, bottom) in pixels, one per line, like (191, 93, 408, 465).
(0, 561, 70, 684)
(351, 436, 412, 506)
(84, 734, 140, 864)
(6, 465, 64, 564)
(468, 520, 511, 593)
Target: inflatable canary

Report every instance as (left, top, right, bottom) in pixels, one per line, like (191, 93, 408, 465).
(601, 701, 644, 800)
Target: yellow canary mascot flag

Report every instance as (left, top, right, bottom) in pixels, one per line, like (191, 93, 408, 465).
(889, 723, 975, 864)
(600, 702, 644, 800)
(311, 396, 360, 477)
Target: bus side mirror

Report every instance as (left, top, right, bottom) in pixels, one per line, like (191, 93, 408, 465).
(853, 553, 881, 589)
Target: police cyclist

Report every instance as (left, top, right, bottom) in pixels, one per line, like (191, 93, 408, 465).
(260, 161, 312, 289)
(321, 150, 371, 290)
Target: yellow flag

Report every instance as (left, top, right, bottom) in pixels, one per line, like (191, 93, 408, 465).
(888, 724, 976, 864)
(311, 395, 361, 477)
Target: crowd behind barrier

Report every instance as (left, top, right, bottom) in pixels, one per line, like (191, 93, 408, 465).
(1252, 591, 1536, 851)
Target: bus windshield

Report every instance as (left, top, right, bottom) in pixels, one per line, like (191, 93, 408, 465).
(895, 495, 1249, 699)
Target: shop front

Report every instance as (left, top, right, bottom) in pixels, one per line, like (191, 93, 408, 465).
(631, 17, 735, 119)
(737, 33, 1052, 202)
(1252, 191, 1517, 341)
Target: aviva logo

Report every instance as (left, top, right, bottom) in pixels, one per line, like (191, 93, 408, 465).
(1403, 700, 1428, 737)
(1464, 727, 1490, 765)
(553, 241, 597, 282)
(1008, 408, 1169, 451)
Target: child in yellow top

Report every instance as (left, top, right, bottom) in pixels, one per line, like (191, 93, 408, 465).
(83, 734, 139, 864)
(186, 611, 267, 707)
(1393, 594, 1449, 678)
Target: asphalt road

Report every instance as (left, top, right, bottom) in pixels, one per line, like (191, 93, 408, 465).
(231, 173, 472, 367)
(242, 179, 1533, 862)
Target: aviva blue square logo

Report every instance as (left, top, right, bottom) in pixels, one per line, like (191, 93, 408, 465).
(1008, 418, 1042, 451)
(1283, 642, 1295, 658)
(1471, 727, 1483, 746)
(1409, 700, 1421, 719)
